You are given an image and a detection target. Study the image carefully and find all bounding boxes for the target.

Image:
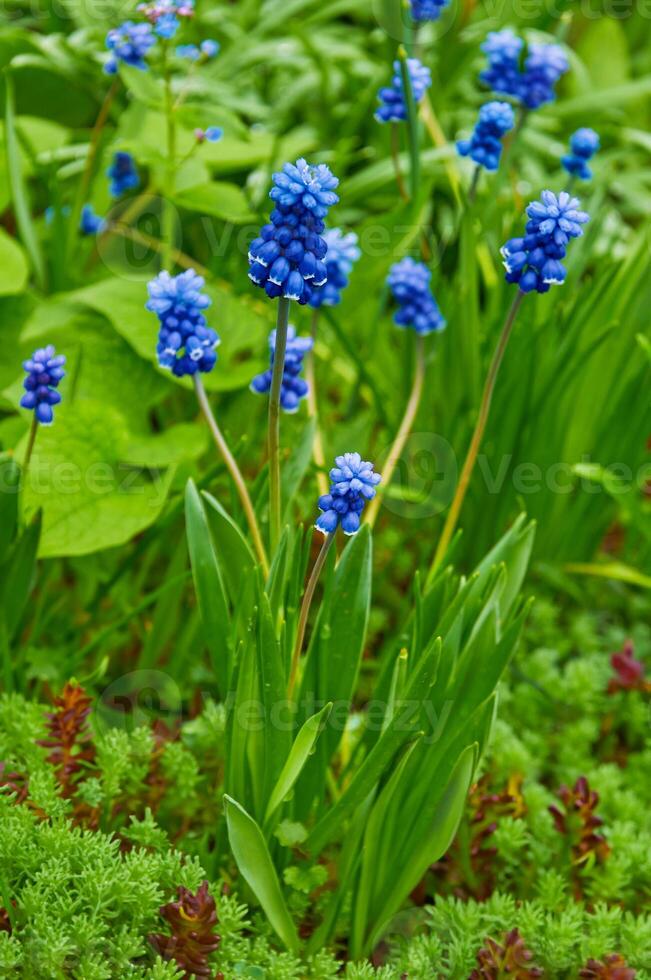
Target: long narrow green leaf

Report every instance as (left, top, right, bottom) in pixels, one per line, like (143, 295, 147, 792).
(202, 490, 257, 603)
(4, 71, 46, 291)
(0, 458, 20, 561)
(1, 510, 41, 639)
(264, 702, 332, 827)
(185, 480, 231, 697)
(224, 795, 299, 952)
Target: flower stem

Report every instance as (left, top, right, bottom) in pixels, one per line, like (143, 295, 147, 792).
(468, 164, 481, 205)
(365, 333, 426, 529)
(22, 415, 39, 475)
(194, 375, 269, 576)
(306, 309, 329, 498)
(268, 296, 291, 552)
(429, 291, 525, 579)
(398, 46, 420, 205)
(66, 78, 119, 262)
(162, 43, 176, 271)
(287, 532, 335, 699)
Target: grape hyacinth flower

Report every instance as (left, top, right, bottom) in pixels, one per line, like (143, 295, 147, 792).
(457, 101, 515, 171)
(250, 327, 313, 413)
(194, 126, 223, 143)
(375, 58, 432, 124)
(501, 190, 589, 293)
(248, 159, 339, 305)
(107, 152, 139, 197)
(410, 0, 450, 20)
(387, 258, 446, 334)
(146, 269, 219, 377)
(138, 0, 194, 38)
(481, 30, 569, 109)
(104, 21, 155, 75)
(315, 453, 381, 536)
(80, 205, 106, 236)
(480, 29, 523, 99)
(562, 128, 600, 181)
(308, 229, 361, 308)
(521, 42, 569, 109)
(20, 346, 66, 426)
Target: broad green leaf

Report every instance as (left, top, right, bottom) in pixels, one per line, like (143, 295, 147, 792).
(224, 795, 299, 952)
(173, 182, 256, 223)
(264, 702, 332, 827)
(0, 229, 28, 296)
(185, 479, 232, 697)
(21, 401, 173, 557)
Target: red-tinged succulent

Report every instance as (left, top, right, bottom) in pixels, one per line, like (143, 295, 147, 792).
(0, 906, 12, 934)
(607, 640, 650, 695)
(579, 953, 636, 979)
(38, 683, 96, 797)
(0, 762, 30, 805)
(149, 880, 220, 978)
(470, 928, 543, 979)
(549, 776, 610, 867)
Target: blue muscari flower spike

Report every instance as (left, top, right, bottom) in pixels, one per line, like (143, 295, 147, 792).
(375, 58, 431, 124)
(410, 0, 450, 20)
(107, 152, 139, 197)
(387, 257, 446, 335)
(146, 269, 220, 377)
(250, 326, 313, 413)
(105, 21, 155, 75)
(201, 39, 219, 57)
(21, 346, 66, 426)
(176, 43, 200, 60)
(562, 128, 600, 181)
(457, 101, 515, 171)
(315, 453, 381, 536)
(501, 190, 589, 294)
(80, 205, 106, 236)
(308, 229, 361, 308)
(480, 29, 568, 110)
(248, 158, 339, 305)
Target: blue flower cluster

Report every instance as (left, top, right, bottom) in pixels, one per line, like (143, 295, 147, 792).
(105, 21, 155, 74)
(146, 269, 219, 377)
(562, 128, 600, 181)
(501, 190, 589, 293)
(457, 101, 515, 171)
(481, 29, 569, 109)
(250, 327, 313, 413)
(410, 0, 450, 21)
(387, 258, 446, 335)
(80, 205, 106, 235)
(107, 152, 139, 197)
(137, 0, 195, 39)
(375, 58, 432, 124)
(308, 229, 361, 308)
(194, 126, 223, 143)
(177, 39, 219, 60)
(248, 159, 339, 305)
(21, 346, 66, 426)
(315, 453, 381, 536)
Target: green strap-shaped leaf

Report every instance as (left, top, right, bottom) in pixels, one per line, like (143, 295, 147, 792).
(1, 510, 41, 640)
(264, 702, 332, 827)
(223, 795, 299, 953)
(185, 480, 231, 698)
(0, 458, 20, 562)
(4, 71, 46, 291)
(202, 490, 257, 603)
